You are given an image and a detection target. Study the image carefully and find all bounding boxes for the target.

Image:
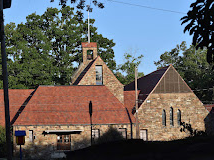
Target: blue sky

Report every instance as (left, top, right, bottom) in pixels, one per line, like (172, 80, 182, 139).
(4, 0, 195, 75)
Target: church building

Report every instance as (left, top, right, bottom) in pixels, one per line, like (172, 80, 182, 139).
(0, 42, 209, 155)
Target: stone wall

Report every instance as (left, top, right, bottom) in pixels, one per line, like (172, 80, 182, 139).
(78, 57, 124, 103)
(13, 123, 132, 156)
(137, 93, 209, 141)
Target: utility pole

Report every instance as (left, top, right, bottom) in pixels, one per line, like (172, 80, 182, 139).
(135, 66, 139, 139)
(0, 0, 12, 159)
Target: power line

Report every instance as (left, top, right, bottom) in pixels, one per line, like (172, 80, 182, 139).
(107, 0, 186, 15)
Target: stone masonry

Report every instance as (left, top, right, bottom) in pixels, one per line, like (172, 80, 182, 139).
(137, 93, 208, 141)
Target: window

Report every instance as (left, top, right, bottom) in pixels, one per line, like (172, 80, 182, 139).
(177, 109, 181, 126)
(92, 129, 100, 141)
(140, 129, 148, 141)
(118, 128, 127, 139)
(170, 107, 174, 126)
(29, 130, 33, 142)
(87, 50, 93, 60)
(95, 65, 103, 85)
(162, 109, 166, 126)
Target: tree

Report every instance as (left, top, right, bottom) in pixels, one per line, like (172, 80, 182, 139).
(116, 52, 144, 85)
(154, 41, 214, 103)
(181, 0, 214, 64)
(51, 0, 104, 9)
(3, 6, 116, 88)
(0, 126, 6, 157)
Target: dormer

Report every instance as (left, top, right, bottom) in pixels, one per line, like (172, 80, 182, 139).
(82, 42, 97, 64)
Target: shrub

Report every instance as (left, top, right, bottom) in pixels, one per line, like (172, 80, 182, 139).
(97, 127, 124, 144)
(0, 126, 7, 158)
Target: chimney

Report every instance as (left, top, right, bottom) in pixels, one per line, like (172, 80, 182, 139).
(81, 42, 97, 64)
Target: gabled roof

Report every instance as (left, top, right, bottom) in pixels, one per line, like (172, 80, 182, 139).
(13, 85, 131, 125)
(0, 89, 35, 126)
(124, 65, 170, 104)
(73, 59, 96, 85)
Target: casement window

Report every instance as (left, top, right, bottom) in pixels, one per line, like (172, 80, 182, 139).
(118, 128, 127, 139)
(92, 129, 100, 140)
(162, 109, 166, 126)
(177, 109, 181, 126)
(95, 65, 103, 85)
(170, 107, 174, 126)
(29, 130, 33, 142)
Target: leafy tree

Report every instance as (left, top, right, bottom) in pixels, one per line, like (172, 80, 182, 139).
(51, 0, 104, 10)
(3, 6, 116, 88)
(0, 126, 6, 157)
(181, 0, 214, 64)
(154, 41, 214, 103)
(116, 53, 144, 85)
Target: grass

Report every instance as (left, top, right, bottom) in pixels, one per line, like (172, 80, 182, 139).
(65, 136, 214, 160)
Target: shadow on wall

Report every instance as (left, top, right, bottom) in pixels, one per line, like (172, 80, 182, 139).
(204, 107, 214, 135)
(14, 142, 55, 160)
(180, 122, 206, 137)
(73, 127, 125, 150)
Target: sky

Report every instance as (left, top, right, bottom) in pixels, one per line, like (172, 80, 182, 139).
(3, 0, 195, 75)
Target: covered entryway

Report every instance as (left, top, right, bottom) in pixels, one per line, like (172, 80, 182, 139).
(43, 130, 82, 151)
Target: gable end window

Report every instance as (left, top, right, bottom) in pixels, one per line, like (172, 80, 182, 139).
(162, 109, 166, 126)
(95, 65, 103, 85)
(177, 109, 181, 126)
(170, 107, 174, 126)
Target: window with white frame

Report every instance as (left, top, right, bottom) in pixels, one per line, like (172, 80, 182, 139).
(95, 65, 103, 85)
(29, 130, 33, 142)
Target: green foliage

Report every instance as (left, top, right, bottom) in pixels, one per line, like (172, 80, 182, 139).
(116, 53, 144, 85)
(154, 41, 214, 103)
(3, 6, 116, 88)
(0, 126, 6, 157)
(181, 0, 214, 64)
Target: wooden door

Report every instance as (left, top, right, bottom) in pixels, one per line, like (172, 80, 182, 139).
(57, 135, 71, 150)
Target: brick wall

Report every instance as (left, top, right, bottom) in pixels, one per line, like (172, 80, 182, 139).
(137, 93, 209, 141)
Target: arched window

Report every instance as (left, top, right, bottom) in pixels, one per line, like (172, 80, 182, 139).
(162, 109, 166, 126)
(170, 107, 174, 126)
(177, 109, 181, 126)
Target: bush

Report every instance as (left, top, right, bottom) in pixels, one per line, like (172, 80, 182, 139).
(97, 127, 124, 144)
(0, 126, 7, 158)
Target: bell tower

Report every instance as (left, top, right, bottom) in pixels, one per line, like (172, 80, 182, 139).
(82, 42, 97, 64)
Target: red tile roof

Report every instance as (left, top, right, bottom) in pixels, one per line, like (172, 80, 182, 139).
(13, 86, 131, 125)
(204, 104, 214, 113)
(124, 91, 140, 121)
(0, 89, 35, 126)
(82, 42, 97, 48)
